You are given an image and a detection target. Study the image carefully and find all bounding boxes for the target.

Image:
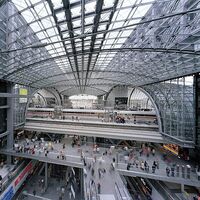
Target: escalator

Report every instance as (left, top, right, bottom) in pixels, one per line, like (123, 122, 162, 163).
(148, 179, 182, 200)
(124, 176, 151, 200)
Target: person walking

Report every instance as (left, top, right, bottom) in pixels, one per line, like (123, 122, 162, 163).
(152, 164, 156, 173)
(152, 148, 155, 156)
(127, 163, 131, 170)
(166, 167, 170, 176)
(97, 183, 101, 194)
(91, 168, 95, 177)
(33, 190, 36, 196)
(98, 168, 101, 178)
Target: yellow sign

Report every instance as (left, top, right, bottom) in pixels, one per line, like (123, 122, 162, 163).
(163, 144, 178, 155)
(19, 88, 28, 96)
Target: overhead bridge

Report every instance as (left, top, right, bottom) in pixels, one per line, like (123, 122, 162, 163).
(1, 149, 199, 188)
(24, 118, 164, 143)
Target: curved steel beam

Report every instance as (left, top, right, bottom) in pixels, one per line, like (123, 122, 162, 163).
(104, 85, 119, 101)
(60, 85, 108, 95)
(29, 69, 158, 86)
(128, 87, 136, 107)
(4, 47, 199, 79)
(135, 87, 163, 133)
(4, 6, 200, 54)
(36, 77, 130, 88)
(35, 91, 48, 106)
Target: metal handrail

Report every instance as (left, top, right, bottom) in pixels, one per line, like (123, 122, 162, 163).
(115, 182, 124, 200)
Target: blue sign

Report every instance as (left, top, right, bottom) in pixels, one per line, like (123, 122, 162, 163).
(2, 186, 14, 200)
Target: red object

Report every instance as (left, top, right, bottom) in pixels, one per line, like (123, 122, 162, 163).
(14, 162, 32, 187)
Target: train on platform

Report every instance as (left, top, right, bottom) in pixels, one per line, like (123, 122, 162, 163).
(26, 107, 157, 124)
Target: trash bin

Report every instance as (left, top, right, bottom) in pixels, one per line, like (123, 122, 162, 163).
(186, 165, 191, 179)
(176, 165, 179, 177)
(182, 165, 185, 178)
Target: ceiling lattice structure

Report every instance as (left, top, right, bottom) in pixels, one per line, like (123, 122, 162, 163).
(0, 0, 200, 96)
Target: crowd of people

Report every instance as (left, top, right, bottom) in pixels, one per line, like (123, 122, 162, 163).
(11, 137, 200, 199)
(120, 143, 199, 182)
(81, 146, 117, 199)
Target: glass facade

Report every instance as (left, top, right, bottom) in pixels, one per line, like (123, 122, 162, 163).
(195, 74, 200, 148)
(143, 76, 195, 145)
(0, 81, 7, 134)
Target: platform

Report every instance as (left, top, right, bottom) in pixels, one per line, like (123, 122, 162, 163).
(0, 139, 199, 188)
(24, 118, 163, 143)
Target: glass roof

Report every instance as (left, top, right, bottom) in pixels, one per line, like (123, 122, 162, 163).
(0, 0, 200, 95)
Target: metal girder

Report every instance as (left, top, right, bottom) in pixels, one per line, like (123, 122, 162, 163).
(58, 6, 112, 24)
(62, 0, 81, 87)
(85, 0, 119, 87)
(83, 0, 104, 87)
(46, 0, 79, 87)
(39, 77, 130, 88)
(59, 85, 108, 94)
(4, 47, 199, 80)
(29, 69, 158, 86)
(54, 0, 95, 14)
(81, 0, 85, 91)
(1, 0, 200, 91)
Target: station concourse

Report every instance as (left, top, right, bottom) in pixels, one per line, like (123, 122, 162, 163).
(0, 0, 200, 199)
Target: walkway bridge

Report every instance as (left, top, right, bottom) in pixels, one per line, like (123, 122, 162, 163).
(24, 118, 163, 143)
(1, 141, 200, 188)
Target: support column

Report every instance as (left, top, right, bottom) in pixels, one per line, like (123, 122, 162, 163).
(181, 183, 184, 193)
(116, 152, 119, 167)
(80, 169, 83, 198)
(7, 83, 14, 164)
(45, 162, 48, 190)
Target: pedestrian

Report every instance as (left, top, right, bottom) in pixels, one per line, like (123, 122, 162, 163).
(141, 161, 145, 170)
(152, 165, 156, 173)
(91, 168, 95, 176)
(147, 147, 151, 157)
(166, 167, 170, 176)
(33, 190, 36, 196)
(152, 148, 155, 156)
(91, 179, 94, 186)
(88, 162, 91, 171)
(83, 158, 86, 166)
(127, 163, 131, 170)
(97, 183, 101, 194)
(69, 191, 72, 199)
(147, 165, 150, 173)
(139, 149, 143, 156)
(98, 168, 101, 178)
(63, 143, 65, 149)
(144, 161, 148, 171)
(156, 160, 159, 169)
(171, 166, 175, 177)
(61, 187, 65, 197)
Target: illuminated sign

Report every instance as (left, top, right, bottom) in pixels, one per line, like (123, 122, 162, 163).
(163, 144, 179, 155)
(19, 88, 28, 96)
(19, 88, 28, 103)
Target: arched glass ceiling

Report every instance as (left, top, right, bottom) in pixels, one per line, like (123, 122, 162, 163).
(0, 0, 200, 94)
